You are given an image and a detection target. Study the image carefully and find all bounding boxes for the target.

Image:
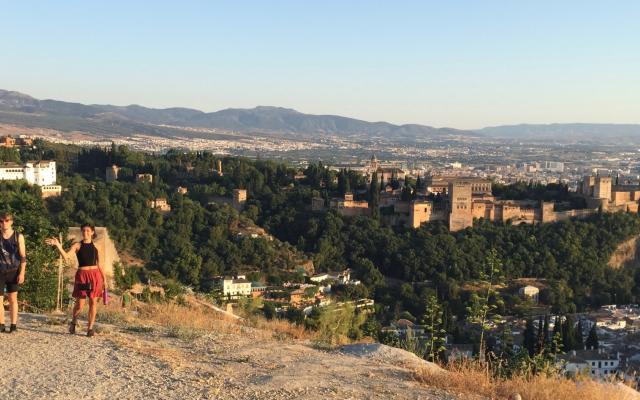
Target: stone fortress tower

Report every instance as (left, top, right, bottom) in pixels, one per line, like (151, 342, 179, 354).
(106, 165, 120, 183)
(216, 159, 223, 176)
(233, 189, 247, 211)
(448, 181, 473, 231)
(581, 174, 639, 213)
(594, 176, 612, 202)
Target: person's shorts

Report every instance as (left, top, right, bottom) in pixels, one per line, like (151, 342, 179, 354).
(0, 268, 19, 296)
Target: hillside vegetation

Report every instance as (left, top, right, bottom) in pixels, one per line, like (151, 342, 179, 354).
(2, 141, 640, 396)
(3, 141, 640, 321)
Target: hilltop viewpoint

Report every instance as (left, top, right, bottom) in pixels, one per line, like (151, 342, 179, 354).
(3, 296, 638, 400)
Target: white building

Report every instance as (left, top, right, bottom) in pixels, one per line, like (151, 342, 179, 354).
(41, 185, 62, 198)
(559, 349, 620, 379)
(310, 273, 330, 283)
(0, 161, 57, 186)
(222, 277, 251, 298)
(309, 269, 357, 285)
(544, 161, 565, 173)
(519, 285, 540, 303)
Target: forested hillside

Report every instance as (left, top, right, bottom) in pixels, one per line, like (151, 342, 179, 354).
(2, 140, 640, 327)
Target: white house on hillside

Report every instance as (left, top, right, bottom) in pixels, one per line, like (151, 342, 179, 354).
(518, 285, 540, 302)
(558, 349, 620, 379)
(222, 277, 251, 298)
(310, 269, 359, 285)
(310, 273, 329, 283)
(0, 160, 57, 185)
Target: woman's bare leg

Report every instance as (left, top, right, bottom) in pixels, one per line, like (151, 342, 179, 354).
(87, 297, 98, 331)
(72, 298, 85, 323)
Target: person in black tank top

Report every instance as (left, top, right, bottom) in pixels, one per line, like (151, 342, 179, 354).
(47, 223, 107, 337)
(76, 241, 98, 267)
(0, 211, 27, 333)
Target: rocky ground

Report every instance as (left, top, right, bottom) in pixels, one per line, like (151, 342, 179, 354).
(0, 313, 465, 400)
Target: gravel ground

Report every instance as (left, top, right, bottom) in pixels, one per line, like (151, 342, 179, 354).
(0, 313, 464, 400)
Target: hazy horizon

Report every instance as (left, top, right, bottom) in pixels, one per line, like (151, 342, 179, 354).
(2, 1, 639, 129)
(4, 87, 640, 132)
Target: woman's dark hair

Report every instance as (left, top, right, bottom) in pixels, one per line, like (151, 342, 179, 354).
(80, 223, 97, 239)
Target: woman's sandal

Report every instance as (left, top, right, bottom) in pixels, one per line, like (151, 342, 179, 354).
(87, 329, 95, 337)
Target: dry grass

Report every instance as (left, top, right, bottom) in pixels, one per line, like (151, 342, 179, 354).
(94, 297, 316, 343)
(415, 360, 638, 400)
(135, 302, 242, 335)
(95, 302, 133, 325)
(251, 316, 317, 341)
(134, 298, 317, 342)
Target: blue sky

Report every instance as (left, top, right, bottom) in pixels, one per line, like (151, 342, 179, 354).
(1, 1, 639, 129)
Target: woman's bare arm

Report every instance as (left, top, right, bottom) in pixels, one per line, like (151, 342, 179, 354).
(45, 237, 79, 261)
(96, 245, 108, 289)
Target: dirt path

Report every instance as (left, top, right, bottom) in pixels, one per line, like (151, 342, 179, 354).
(0, 314, 462, 400)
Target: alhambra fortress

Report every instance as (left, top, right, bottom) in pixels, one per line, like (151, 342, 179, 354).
(2, 141, 639, 235)
(314, 156, 640, 231)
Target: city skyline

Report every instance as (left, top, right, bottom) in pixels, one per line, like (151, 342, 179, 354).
(1, 1, 639, 129)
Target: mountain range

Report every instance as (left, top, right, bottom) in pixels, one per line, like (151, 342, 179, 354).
(0, 89, 467, 140)
(1, 89, 639, 141)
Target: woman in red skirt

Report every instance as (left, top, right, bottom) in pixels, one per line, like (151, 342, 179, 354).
(47, 224, 106, 337)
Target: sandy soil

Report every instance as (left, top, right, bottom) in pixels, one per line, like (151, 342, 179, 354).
(0, 313, 463, 400)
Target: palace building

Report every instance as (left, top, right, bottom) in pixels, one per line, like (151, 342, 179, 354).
(0, 160, 61, 198)
(580, 174, 640, 213)
(0, 160, 57, 186)
(320, 171, 621, 231)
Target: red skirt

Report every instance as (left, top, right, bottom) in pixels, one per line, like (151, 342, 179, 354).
(73, 268, 104, 299)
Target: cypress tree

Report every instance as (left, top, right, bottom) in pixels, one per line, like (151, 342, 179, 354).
(500, 324, 514, 358)
(575, 319, 585, 350)
(345, 175, 351, 195)
(585, 325, 599, 350)
(542, 314, 550, 351)
(523, 318, 536, 356)
(369, 172, 380, 219)
(535, 316, 545, 354)
(552, 315, 561, 340)
(110, 141, 117, 164)
(562, 315, 577, 351)
(338, 169, 350, 195)
(401, 185, 412, 201)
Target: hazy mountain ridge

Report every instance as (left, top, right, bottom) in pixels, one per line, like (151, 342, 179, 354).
(0, 90, 466, 139)
(2, 89, 638, 141)
(477, 123, 640, 140)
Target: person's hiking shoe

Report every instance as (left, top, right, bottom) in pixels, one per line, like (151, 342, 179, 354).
(0, 324, 5, 333)
(69, 321, 76, 334)
(87, 329, 95, 338)
(8, 324, 16, 333)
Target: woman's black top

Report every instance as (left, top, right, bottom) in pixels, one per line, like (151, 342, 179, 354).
(76, 241, 98, 267)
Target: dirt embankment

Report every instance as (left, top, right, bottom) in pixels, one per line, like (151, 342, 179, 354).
(609, 235, 640, 269)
